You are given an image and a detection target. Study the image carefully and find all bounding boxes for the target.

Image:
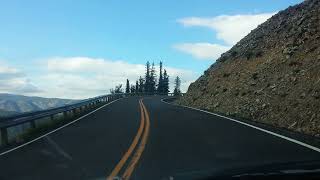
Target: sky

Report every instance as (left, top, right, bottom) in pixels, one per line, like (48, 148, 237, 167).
(0, 0, 302, 99)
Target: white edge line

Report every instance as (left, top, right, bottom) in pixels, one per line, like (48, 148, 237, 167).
(0, 98, 123, 156)
(160, 98, 320, 153)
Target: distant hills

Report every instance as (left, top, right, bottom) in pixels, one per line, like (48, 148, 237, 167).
(0, 93, 79, 118)
(0, 109, 19, 117)
(177, 0, 320, 136)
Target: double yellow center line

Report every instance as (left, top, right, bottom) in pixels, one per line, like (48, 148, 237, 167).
(107, 99, 150, 180)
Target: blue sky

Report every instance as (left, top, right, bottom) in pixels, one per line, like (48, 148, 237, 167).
(0, 0, 302, 99)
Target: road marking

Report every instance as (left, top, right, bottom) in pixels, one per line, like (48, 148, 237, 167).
(0, 98, 123, 156)
(122, 99, 150, 179)
(107, 99, 145, 180)
(45, 136, 73, 161)
(161, 98, 320, 153)
(107, 99, 151, 180)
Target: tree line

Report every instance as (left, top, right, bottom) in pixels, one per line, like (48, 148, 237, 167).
(110, 61, 181, 95)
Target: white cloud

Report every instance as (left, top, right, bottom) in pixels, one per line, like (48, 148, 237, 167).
(164, 66, 196, 93)
(178, 13, 275, 45)
(175, 13, 275, 60)
(0, 57, 197, 99)
(173, 43, 230, 60)
(46, 57, 145, 75)
(0, 61, 42, 95)
(32, 57, 197, 99)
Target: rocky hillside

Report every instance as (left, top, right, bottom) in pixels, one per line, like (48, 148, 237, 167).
(0, 93, 78, 115)
(177, 0, 320, 136)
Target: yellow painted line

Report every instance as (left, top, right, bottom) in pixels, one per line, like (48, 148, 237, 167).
(122, 99, 150, 180)
(107, 99, 145, 180)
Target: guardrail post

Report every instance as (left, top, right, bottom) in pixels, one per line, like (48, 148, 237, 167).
(72, 109, 76, 116)
(63, 111, 67, 118)
(1, 127, 8, 145)
(50, 114, 54, 121)
(30, 120, 36, 128)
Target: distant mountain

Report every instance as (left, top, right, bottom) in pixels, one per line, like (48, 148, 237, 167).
(177, 0, 320, 136)
(0, 109, 19, 118)
(0, 93, 79, 116)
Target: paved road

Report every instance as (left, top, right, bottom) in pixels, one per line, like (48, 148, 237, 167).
(0, 96, 319, 180)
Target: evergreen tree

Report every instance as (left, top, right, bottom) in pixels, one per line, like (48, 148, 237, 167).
(116, 84, 123, 93)
(135, 80, 139, 93)
(117, 61, 174, 96)
(125, 79, 130, 93)
(130, 85, 135, 93)
(138, 76, 144, 93)
(110, 84, 123, 94)
(157, 61, 163, 94)
(144, 61, 151, 93)
(150, 62, 157, 94)
(173, 76, 181, 96)
(163, 69, 169, 95)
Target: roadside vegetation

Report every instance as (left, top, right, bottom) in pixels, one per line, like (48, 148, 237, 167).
(110, 61, 182, 96)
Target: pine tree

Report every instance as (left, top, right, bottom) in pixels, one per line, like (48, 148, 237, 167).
(150, 62, 157, 94)
(119, 61, 172, 96)
(110, 84, 123, 94)
(135, 80, 139, 93)
(144, 61, 151, 93)
(125, 79, 130, 93)
(157, 61, 163, 94)
(138, 76, 144, 93)
(130, 85, 135, 93)
(163, 69, 169, 95)
(173, 76, 181, 96)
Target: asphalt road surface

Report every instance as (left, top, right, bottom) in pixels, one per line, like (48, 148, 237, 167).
(0, 96, 319, 180)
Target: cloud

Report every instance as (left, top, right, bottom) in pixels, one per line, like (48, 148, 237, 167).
(0, 61, 42, 95)
(178, 13, 275, 45)
(173, 43, 230, 60)
(0, 57, 197, 99)
(164, 66, 196, 93)
(175, 13, 275, 60)
(46, 57, 144, 74)
(0, 64, 24, 79)
(32, 57, 197, 99)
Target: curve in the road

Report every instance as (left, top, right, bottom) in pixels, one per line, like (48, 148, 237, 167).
(0, 96, 319, 180)
(161, 98, 320, 153)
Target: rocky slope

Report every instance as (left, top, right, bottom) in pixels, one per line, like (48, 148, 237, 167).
(177, 0, 320, 136)
(0, 93, 78, 114)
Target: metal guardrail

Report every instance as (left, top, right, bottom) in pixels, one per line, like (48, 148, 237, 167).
(0, 92, 183, 146)
(0, 93, 125, 145)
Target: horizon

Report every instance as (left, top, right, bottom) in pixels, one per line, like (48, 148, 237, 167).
(0, 0, 302, 99)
